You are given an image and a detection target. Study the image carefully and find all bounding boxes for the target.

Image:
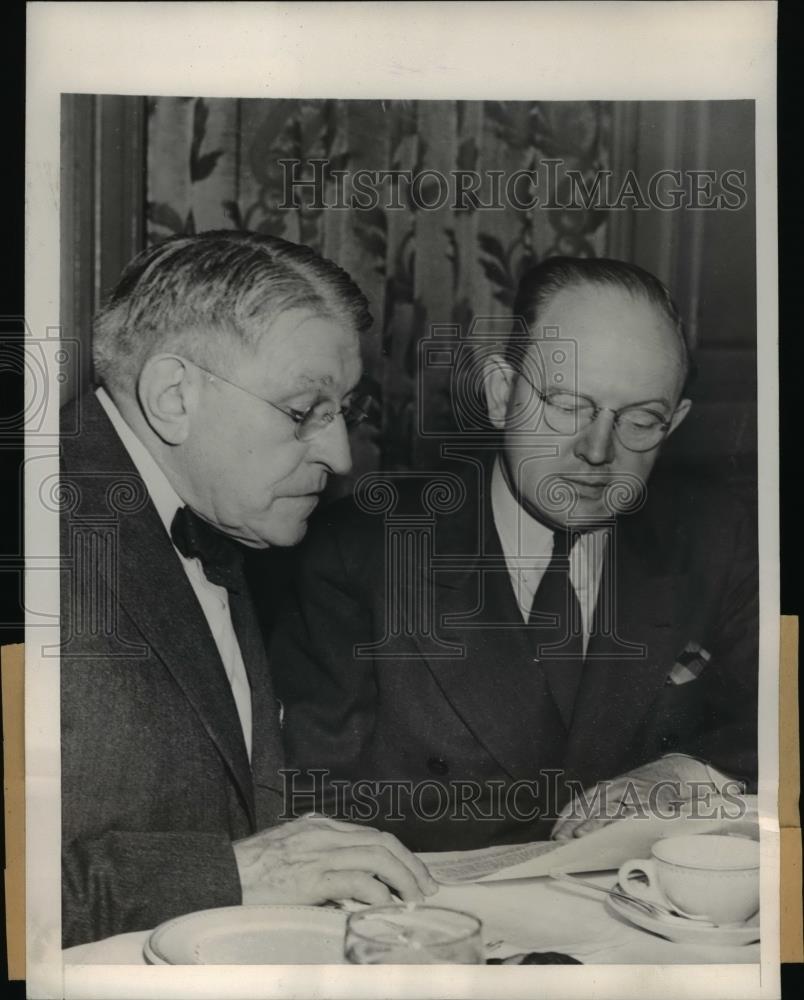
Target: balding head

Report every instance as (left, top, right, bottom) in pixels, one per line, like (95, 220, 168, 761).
(483, 257, 693, 529)
(507, 256, 692, 397)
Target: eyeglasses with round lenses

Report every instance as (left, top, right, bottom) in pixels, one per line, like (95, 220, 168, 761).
(517, 371, 672, 453)
(191, 361, 373, 442)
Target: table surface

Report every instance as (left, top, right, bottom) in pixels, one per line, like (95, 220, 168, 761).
(63, 872, 760, 966)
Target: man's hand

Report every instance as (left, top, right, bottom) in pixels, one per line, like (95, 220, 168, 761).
(551, 755, 739, 841)
(233, 815, 438, 906)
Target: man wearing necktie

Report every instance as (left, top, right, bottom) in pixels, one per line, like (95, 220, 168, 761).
(60, 231, 435, 947)
(271, 256, 758, 851)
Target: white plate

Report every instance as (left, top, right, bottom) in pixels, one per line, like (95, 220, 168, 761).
(606, 894, 760, 946)
(144, 904, 347, 965)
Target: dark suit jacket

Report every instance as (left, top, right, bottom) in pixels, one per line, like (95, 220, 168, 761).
(60, 393, 284, 946)
(270, 456, 758, 852)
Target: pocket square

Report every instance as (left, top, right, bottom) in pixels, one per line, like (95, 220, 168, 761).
(666, 641, 711, 685)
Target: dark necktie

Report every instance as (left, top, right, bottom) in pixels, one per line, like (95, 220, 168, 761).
(528, 529, 585, 728)
(170, 506, 281, 822)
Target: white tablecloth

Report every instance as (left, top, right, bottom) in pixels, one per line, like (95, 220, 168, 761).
(63, 872, 759, 966)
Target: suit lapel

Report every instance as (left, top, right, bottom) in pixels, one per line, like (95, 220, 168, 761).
(410, 459, 568, 780)
(565, 510, 684, 779)
(404, 457, 690, 785)
(61, 393, 258, 827)
(233, 585, 285, 828)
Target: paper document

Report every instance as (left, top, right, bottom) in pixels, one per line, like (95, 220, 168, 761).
(420, 796, 758, 884)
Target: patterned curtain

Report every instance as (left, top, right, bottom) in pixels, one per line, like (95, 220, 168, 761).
(147, 98, 612, 489)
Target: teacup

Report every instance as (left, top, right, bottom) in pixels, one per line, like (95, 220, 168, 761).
(617, 834, 759, 926)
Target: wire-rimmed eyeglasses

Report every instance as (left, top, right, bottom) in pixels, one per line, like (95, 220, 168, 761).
(190, 360, 373, 442)
(516, 371, 673, 453)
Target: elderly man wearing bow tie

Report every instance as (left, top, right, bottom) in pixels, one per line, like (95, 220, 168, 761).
(59, 231, 435, 948)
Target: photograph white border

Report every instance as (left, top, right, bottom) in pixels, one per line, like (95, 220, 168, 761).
(25, 3, 780, 998)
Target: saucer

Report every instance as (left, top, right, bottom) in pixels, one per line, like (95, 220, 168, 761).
(606, 890, 759, 946)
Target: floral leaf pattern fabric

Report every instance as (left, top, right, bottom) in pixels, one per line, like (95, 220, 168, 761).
(147, 98, 611, 489)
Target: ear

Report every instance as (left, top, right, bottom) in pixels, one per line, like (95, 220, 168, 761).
(667, 397, 692, 436)
(482, 354, 517, 430)
(137, 354, 199, 445)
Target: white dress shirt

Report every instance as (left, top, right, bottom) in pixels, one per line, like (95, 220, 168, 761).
(490, 458, 607, 657)
(96, 387, 253, 761)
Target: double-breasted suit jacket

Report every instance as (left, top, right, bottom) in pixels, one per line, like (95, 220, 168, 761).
(270, 457, 758, 852)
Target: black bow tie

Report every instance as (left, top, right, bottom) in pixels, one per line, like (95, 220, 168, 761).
(170, 506, 246, 593)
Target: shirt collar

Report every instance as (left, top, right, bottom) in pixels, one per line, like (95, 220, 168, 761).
(490, 456, 608, 564)
(491, 456, 555, 560)
(95, 385, 185, 537)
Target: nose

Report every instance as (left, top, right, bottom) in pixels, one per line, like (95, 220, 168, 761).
(574, 410, 617, 466)
(309, 413, 353, 476)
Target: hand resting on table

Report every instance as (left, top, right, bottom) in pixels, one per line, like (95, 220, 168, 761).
(233, 815, 438, 906)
